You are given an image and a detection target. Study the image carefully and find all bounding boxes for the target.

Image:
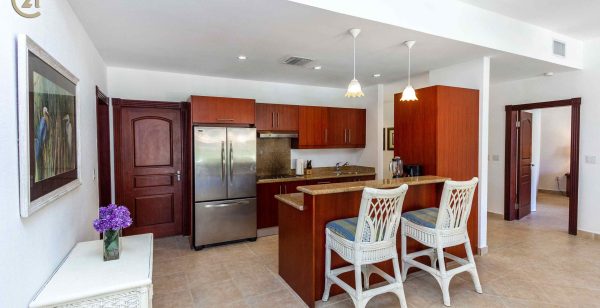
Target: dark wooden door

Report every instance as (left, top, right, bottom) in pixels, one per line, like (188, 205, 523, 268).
(518, 111, 533, 219)
(95, 87, 111, 207)
(115, 102, 184, 237)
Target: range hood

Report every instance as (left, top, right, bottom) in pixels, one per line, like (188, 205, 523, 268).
(258, 131, 298, 138)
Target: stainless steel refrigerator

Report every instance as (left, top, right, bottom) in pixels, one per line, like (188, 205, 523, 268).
(193, 127, 257, 249)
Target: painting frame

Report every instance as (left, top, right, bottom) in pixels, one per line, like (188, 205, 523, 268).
(17, 34, 81, 218)
(386, 127, 395, 151)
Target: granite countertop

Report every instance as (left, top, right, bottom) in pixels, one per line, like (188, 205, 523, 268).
(275, 193, 304, 211)
(257, 166, 376, 184)
(297, 175, 449, 195)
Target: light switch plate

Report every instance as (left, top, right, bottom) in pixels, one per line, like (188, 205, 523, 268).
(585, 155, 597, 164)
(492, 154, 500, 162)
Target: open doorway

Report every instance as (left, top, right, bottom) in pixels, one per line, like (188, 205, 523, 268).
(504, 98, 581, 235)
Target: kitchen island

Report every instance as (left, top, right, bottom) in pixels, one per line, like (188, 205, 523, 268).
(276, 176, 479, 307)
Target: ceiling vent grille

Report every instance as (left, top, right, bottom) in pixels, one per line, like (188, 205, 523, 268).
(553, 40, 566, 57)
(282, 56, 313, 66)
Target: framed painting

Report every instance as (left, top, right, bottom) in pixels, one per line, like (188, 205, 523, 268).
(17, 34, 81, 217)
(386, 127, 394, 151)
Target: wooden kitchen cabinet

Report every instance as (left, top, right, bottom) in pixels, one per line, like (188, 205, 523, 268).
(295, 106, 329, 148)
(190, 95, 255, 125)
(293, 106, 365, 149)
(257, 180, 305, 229)
(256, 103, 299, 131)
(327, 108, 366, 148)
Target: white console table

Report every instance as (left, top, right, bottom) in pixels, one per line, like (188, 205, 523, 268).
(30, 233, 154, 308)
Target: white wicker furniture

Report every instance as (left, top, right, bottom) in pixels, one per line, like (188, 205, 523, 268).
(322, 185, 409, 308)
(30, 234, 153, 308)
(401, 178, 481, 306)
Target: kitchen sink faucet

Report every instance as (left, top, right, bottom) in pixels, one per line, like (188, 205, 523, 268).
(336, 162, 350, 172)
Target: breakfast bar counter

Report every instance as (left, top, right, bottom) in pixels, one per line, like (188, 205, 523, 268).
(277, 175, 479, 307)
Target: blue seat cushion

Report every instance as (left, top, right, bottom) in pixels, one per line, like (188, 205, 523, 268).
(402, 207, 439, 228)
(326, 217, 358, 241)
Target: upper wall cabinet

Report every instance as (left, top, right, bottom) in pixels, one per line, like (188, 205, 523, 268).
(293, 106, 366, 149)
(190, 96, 255, 125)
(256, 103, 299, 131)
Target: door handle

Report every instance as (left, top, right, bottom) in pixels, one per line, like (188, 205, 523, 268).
(344, 129, 347, 144)
(272, 112, 275, 128)
(221, 141, 226, 181)
(175, 170, 181, 182)
(229, 141, 234, 181)
(277, 112, 280, 128)
(348, 129, 351, 144)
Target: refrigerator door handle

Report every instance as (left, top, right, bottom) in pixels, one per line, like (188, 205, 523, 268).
(221, 141, 225, 181)
(204, 200, 249, 208)
(229, 141, 234, 181)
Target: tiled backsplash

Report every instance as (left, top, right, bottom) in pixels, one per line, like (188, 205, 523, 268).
(257, 138, 292, 176)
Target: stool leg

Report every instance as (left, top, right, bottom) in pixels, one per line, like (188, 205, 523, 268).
(322, 242, 333, 301)
(464, 238, 482, 293)
(392, 254, 408, 308)
(401, 227, 408, 282)
(437, 247, 451, 306)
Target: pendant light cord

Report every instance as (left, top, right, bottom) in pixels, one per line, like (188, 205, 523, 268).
(353, 36, 356, 79)
(407, 45, 411, 86)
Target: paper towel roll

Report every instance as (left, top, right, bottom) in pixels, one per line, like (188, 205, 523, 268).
(296, 159, 304, 175)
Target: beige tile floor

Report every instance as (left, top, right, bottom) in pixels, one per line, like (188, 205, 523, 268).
(153, 193, 600, 307)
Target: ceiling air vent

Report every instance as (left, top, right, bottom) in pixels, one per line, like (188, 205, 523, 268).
(282, 56, 313, 66)
(553, 40, 566, 57)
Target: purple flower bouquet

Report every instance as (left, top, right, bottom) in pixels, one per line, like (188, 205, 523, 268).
(93, 204, 133, 261)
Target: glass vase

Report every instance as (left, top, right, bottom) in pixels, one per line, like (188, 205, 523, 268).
(103, 229, 121, 261)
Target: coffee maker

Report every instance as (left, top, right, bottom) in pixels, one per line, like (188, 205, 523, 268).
(389, 156, 404, 178)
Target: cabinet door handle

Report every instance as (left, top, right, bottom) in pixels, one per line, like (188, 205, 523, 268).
(217, 118, 235, 122)
(279, 185, 282, 194)
(284, 185, 287, 193)
(325, 128, 328, 143)
(272, 112, 275, 128)
(277, 112, 280, 128)
(348, 129, 351, 144)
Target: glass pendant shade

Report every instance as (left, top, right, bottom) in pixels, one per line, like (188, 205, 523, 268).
(345, 78, 364, 97)
(400, 85, 418, 101)
(400, 40, 418, 101)
(345, 28, 364, 98)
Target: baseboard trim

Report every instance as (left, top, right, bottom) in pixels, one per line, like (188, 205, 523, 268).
(477, 246, 488, 256)
(487, 212, 503, 219)
(257, 227, 278, 237)
(537, 189, 567, 196)
(578, 230, 600, 240)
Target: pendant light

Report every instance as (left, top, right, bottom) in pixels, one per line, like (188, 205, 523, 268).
(345, 28, 364, 98)
(400, 40, 418, 101)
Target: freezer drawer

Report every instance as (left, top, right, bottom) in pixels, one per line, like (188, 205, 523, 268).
(194, 198, 257, 248)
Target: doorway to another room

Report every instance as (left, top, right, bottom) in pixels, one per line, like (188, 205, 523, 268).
(504, 98, 580, 235)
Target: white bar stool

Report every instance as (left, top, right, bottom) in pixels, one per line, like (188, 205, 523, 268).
(400, 177, 481, 306)
(322, 185, 409, 308)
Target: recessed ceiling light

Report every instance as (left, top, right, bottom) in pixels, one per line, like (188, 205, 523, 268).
(313, 66, 322, 70)
(237, 55, 247, 60)
(373, 73, 381, 78)
(543, 72, 554, 77)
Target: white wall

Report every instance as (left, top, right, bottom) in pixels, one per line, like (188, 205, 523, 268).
(538, 107, 571, 192)
(0, 2, 107, 307)
(107, 67, 380, 174)
(488, 37, 600, 235)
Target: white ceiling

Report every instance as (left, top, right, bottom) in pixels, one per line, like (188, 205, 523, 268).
(458, 0, 600, 40)
(68, 0, 576, 88)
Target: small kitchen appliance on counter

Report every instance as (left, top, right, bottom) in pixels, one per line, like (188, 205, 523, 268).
(389, 156, 404, 178)
(404, 164, 423, 177)
(296, 159, 304, 175)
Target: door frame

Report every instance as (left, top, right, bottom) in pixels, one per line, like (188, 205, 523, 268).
(95, 86, 111, 207)
(504, 98, 581, 235)
(112, 98, 192, 236)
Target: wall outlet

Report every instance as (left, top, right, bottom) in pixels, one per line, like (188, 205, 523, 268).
(585, 155, 597, 164)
